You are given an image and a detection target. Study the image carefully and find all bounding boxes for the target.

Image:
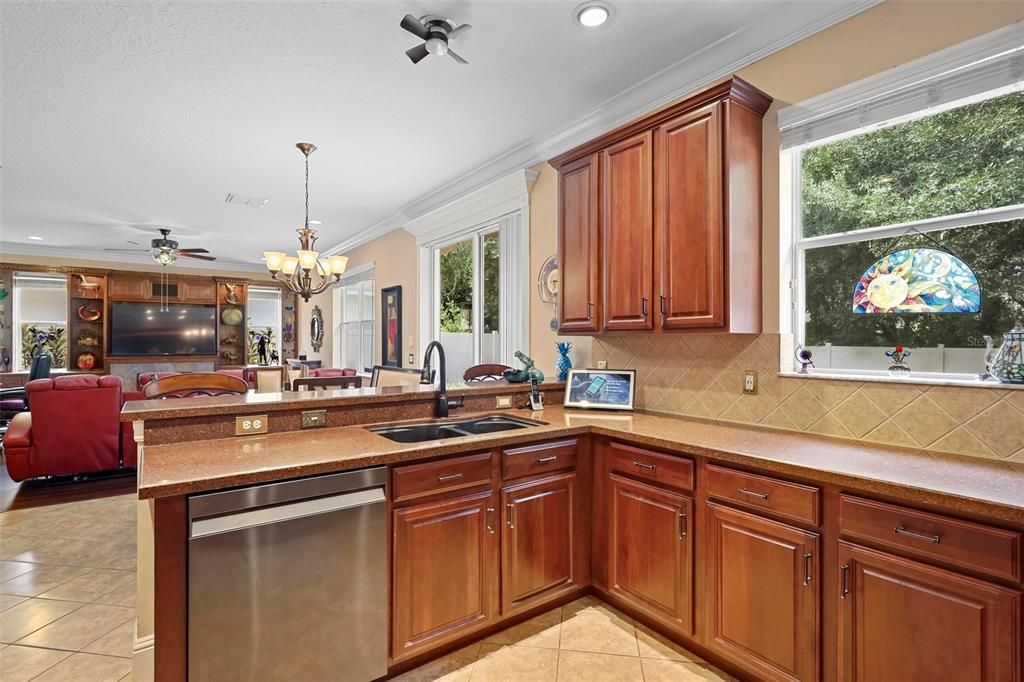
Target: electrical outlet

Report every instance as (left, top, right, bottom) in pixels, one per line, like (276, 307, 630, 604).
(235, 414, 268, 436)
(495, 395, 513, 409)
(596, 360, 608, 370)
(743, 370, 758, 394)
(408, 353, 415, 365)
(301, 409, 328, 428)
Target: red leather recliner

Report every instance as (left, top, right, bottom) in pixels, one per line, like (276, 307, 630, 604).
(4, 375, 139, 482)
(310, 368, 357, 378)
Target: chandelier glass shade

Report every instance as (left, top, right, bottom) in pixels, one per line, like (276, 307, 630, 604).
(264, 142, 348, 302)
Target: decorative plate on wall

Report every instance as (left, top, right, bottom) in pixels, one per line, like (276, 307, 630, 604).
(220, 306, 244, 326)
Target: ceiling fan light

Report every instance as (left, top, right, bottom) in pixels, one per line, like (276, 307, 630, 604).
(329, 255, 349, 275)
(282, 257, 299, 276)
(264, 251, 286, 273)
(425, 36, 448, 56)
(576, 3, 610, 27)
(153, 249, 177, 266)
(297, 249, 319, 271)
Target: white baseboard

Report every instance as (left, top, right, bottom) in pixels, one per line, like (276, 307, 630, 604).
(133, 630, 155, 682)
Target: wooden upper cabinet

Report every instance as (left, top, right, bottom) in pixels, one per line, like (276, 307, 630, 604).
(558, 154, 601, 333)
(392, 491, 498, 661)
(707, 503, 820, 682)
(501, 472, 580, 613)
(655, 102, 724, 330)
(608, 474, 693, 635)
(551, 76, 770, 334)
(838, 541, 1020, 682)
(600, 130, 654, 331)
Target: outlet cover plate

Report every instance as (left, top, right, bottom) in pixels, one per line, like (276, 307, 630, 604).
(743, 370, 758, 394)
(495, 395, 513, 409)
(302, 409, 328, 428)
(235, 415, 269, 436)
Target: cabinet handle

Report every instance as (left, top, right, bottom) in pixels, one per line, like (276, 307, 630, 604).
(737, 487, 769, 500)
(535, 455, 558, 464)
(486, 507, 495, 534)
(436, 472, 463, 482)
(641, 296, 648, 317)
(803, 553, 813, 586)
(632, 461, 656, 471)
(506, 503, 515, 529)
(659, 295, 667, 320)
(894, 525, 940, 544)
(678, 512, 687, 540)
(840, 564, 850, 599)
(587, 301, 594, 320)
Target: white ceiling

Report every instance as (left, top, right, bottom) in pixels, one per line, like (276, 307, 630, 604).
(1, 0, 873, 271)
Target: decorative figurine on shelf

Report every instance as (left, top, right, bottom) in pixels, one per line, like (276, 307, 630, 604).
(224, 282, 240, 305)
(220, 332, 239, 346)
(985, 322, 1024, 384)
(885, 344, 912, 377)
(794, 345, 814, 374)
(503, 351, 545, 384)
(556, 341, 573, 382)
(221, 349, 241, 364)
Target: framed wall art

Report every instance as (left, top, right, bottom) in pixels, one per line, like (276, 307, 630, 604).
(381, 285, 402, 367)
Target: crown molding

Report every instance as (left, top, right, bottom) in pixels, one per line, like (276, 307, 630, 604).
(0, 243, 267, 274)
(323, 0, 882, 255)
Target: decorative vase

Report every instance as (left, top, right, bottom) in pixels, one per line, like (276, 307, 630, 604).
(556, 341, 572, 382)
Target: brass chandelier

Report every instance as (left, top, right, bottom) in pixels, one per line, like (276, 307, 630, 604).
(263, 142, 348, 302)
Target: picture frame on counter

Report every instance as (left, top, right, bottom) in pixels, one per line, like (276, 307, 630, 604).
(564, 368, 636, 411)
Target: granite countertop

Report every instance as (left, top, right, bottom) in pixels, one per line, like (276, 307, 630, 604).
(122, 381, 560, 421)
(137, 405, 1024, 522)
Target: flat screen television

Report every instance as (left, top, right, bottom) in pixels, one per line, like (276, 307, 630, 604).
(109, 302, 218, 356)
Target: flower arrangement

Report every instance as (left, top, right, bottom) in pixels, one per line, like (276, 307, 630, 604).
(20, 324, 66, 370)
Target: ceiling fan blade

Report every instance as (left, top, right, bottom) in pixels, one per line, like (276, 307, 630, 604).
(448, 48, 468, 64)
(406, 43, 430, 64)
(179, 252, 217, 261)
(400, 14, 430, 40)
(177, 248, 210, 253)
(448, 23, 471, 39)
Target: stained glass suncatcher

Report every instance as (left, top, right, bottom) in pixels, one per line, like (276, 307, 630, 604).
(851, 247, 981, 314)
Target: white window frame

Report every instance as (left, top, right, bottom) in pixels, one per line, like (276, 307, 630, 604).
(780, 23, 1024, 385)
(332, 262, 375, 375)
(409, 169, 536, 375)
(13, 272, 68, 371)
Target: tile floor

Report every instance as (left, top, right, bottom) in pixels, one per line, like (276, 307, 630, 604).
(0, 489, 136, 682)
(396, 596, 737, 682)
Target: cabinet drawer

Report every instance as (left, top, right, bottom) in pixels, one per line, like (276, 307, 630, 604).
(706, 464, 819, 526)
(839, 495, 1022, 582)
(503, 440, 577, 481)
(609, 442, 694, 492)
(393, 452, 493, 503)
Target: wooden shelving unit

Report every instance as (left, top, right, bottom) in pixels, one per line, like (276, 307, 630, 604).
(215, 280, 247, 368)
(67, 273, 108, 371)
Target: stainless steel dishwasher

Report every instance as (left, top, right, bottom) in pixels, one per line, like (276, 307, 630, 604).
(188, 467, 388, 681)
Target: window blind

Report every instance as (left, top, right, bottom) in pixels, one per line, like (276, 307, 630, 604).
(779, 22, 1023, 150)
(339, 262, 374, 287)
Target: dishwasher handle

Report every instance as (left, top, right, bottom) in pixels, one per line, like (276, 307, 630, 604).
(190, 487, 385, 539)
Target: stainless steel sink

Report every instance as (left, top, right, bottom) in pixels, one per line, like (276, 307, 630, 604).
(368, 415, 539, 443)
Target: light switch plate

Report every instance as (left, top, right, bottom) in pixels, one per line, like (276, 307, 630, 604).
(596, 360, 608, 370)
(495, 395, 513, 409)
(743, 370, 758, 394)
(301, 409, 328, 428)
(235, 415, 268, 436)
(408, 353, 415, 365)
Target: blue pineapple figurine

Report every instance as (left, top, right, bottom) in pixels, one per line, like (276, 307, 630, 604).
(556, 341, 573, 382)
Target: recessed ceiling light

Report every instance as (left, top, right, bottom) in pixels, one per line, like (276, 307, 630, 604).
(28, 235, 44, 241)
(575, 2, 610, 27)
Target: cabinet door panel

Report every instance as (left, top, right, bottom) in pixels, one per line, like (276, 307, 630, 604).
(502, 473, 577, 612)
(838, 541, 1020, 682)
(601, 131, 653, 331)
(707, 503, 819, 682)
(392, 491, 498, 660)
(609, 474, 692, 634)
(558, 154, 600, 333)
(655, 102, 724, 330)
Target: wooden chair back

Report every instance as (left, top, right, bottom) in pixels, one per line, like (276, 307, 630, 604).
(292, 376, 363, 391)
(463, 363, 512, 383)
(370, 365, 433, 388)
(142, 372, 250, 399)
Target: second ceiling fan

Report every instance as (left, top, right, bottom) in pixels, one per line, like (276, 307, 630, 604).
(400, 14, 471, 64)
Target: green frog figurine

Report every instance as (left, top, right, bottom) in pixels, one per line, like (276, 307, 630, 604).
(503, 350, 545, 384)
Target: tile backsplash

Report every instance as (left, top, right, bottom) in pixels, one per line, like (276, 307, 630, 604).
(591, 334, 1024, 463)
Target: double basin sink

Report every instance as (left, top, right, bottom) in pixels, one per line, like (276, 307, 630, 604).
(368, 415, 540, 443)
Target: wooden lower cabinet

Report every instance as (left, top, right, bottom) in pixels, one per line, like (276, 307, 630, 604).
(392, 490, 499, 661)
(837, 541, 1021, 682)
(608, 474, 693, 634)
(706, 502, 820, 682)
(501, 472, 581, 613)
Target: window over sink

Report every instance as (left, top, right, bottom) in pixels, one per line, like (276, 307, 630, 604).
(780, 25, 1024, 383)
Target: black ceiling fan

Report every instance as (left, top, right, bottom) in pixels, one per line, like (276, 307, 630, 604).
(400, 14, 471, 64)
(105, 227, 216, 265)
